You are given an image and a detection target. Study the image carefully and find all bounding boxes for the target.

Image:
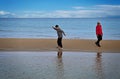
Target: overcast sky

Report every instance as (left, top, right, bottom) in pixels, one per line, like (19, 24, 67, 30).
(0, 0, 120, 18)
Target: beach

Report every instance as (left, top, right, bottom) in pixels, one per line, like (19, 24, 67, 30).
(0, 38, 120, 79)
(0, 38, 120, 52)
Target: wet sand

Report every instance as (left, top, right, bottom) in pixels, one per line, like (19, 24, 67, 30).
(0, 51, 120, 79)
(0, 38, 120, 52)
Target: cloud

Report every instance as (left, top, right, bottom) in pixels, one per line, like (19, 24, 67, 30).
(0, 5, 120, 18)
(0, 11, 10, 15)
(94, 5, 120, 16)
(0, 11, 15, 18)
(14, 10, 103, 18)
(72, 6, 85, 10)
(19, 5, 120, 18)
(95, 5, 120, 10)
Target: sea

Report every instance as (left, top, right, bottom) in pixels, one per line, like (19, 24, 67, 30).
(0, 18, 120, 40)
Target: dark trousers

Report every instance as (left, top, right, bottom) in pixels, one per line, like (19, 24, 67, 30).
(57, 37, 62, 48)
(96, 35, 102, 46)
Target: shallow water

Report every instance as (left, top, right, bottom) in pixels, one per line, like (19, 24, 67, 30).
(0, 51, 120, 79)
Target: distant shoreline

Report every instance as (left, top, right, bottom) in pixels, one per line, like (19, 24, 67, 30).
(0, 38, 120, 52)
(0, 17, 120, 19)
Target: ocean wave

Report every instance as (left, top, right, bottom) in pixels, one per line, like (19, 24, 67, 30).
(0, 18, 120, 40)
(0, 29, 43, 33)
(0, 29, 16, 32)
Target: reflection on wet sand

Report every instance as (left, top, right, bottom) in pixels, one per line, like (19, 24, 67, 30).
(56, 57, 65, 79)
(95, 52, 104, 79)
(57, 47, 63, 58)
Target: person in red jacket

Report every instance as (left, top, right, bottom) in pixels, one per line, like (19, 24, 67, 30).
(95, 22, 103, 47)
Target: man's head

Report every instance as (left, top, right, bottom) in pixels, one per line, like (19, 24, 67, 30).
(55, 25, 59, 28)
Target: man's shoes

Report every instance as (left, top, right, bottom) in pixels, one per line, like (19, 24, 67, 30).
(95, 42, 101, 47)
(95, 42, 98, 46)
(98, 44, 101, 47)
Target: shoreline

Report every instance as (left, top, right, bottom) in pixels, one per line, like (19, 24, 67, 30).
(0, 38, 120, 52)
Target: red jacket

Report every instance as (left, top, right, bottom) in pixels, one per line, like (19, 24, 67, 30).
(96, 24, 103, 36)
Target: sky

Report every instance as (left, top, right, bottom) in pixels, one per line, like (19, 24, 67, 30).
(0, 0, 120, 18)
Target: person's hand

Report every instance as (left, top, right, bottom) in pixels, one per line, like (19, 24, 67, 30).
(52, 26, 55, 29)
